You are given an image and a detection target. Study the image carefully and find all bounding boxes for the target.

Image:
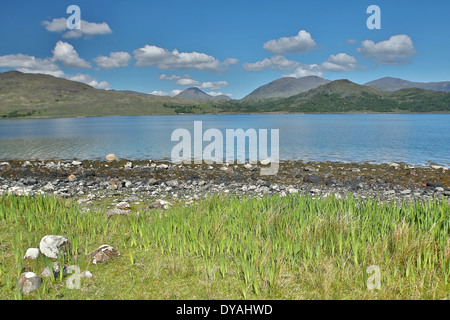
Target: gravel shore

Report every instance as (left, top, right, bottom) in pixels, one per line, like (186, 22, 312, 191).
(1, 159, 449, 206)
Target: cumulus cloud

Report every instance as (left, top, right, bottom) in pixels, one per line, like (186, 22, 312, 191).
(66, 73, 111, 89)
(222, 58, 239, 66)
(263, 30, 317, 54)
(321, 53, 358, 72)
(207, 91, 232, 97)
(133, 44, 237, 71)
(42, 18, 112, 39)
(357, 34, 416, 65)
(52, 41, 91, 68)
(160, 74, 181, 80)
(161, 73, 229, 91)
(150, 89, 182, 97)
(199, 81, 229, 90)
(282, 63, 323, 78)
(176, 78, 201, 86)
(243, 55, 300, 72)
(94, 52, 131, 69)
(0, 54, 64, 77)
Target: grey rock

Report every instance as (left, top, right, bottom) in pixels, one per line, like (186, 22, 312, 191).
(39, 235, 71, 259)
(148, 199, 172, 210)
(24, 248, 40, 260)
(88, 245, 121, 264)
(80, 270, 93, 278)
(17, 272, 42, 294)
(0, 162, 11, 171)
(303, 175, 321, 184)
(106, 208, 130, 217)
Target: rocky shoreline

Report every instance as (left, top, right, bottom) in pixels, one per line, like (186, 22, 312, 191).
(0, 159, 449, 208)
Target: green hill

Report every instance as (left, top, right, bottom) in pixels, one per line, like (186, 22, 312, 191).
(243, 76, 330, 100)
(365, 77, 450, 92)
(0, 71, 222, 117)
(226, 79, 450, 113)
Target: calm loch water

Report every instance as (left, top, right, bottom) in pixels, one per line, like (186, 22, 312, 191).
(0, 114, 449, 166)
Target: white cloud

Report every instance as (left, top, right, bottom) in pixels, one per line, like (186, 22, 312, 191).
(162, 73, 229, 91)
(42, 17, 67, 32)
(66, 73, 110, 89)
(150, 89, 182, 97)
(283, 63, 323, 78)
(207, 91, 232, 97)
(42, 18, 112, 38)
(160, 74, 181, 80)
(199, 81, 228, 90)
(52, 41, 91, 68)
(321, 53, 358, 72)
(347, 39, 359, 45)
(243, 55, 300, 72)
(0, 54, 64, 77)
(223, 58, 239, 66)
(94, 52, 131, 69)
(133, 44, 236, 71)
(263, 30, 317, 54)
(176, 78, 201, 86)
(357, 34, 416, 65)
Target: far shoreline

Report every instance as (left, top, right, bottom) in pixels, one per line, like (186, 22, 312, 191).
(1, 111, 450, 120)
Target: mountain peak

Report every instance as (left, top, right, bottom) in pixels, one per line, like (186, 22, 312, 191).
(365, 77, 450, 92)
(243, 76, 331, 100)
(174, 87, 231, 101)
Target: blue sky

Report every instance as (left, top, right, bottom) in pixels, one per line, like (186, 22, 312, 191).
(0, 0, 449, 99)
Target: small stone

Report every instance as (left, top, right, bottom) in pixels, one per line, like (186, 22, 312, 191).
(0, 162, 11, 170)
(384, 190, 395, 195)
(68, 174, 77, 182)
(72, 161, 82, 166)
(22, 161, 31, 167)
(244, 163, 253, 170)
(400, 190, 411, 195)
(165, 180, 179, 187)
(435, 187, 444, 192)
(260, 159, 271, 165)
(303, 175, 321, 184)
(41, 262, 67, 278)
(148, 199, 172, 210)
(427, 182, 443, 188)
(124, 162, 133, 169)
(106, 208, 130, 217)
(106, 154, 117, 162)
(39, 235, 71, 259)
(389, 163, 400, 169)
(116, 201, 131, 210)
(80, 270, 93, 279)
(24, 248, 40, 260)
(43, 182, 55, 191)
(287, 187, 298, 194)
(17, 272, 42, 295)
(88, 245, 121, 264)
(350, 168, 360, 172)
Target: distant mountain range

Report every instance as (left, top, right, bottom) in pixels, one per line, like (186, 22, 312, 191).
(174, 87, 232, 101)
(364, 77, 450, 92)
(243, 76, 331, 99)
(0, 71, 449, 117)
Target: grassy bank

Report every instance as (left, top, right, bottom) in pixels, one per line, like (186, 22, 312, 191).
(0, 193, 448, 299)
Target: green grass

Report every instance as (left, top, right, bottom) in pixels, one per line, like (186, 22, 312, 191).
(0, 193, 448, 299)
